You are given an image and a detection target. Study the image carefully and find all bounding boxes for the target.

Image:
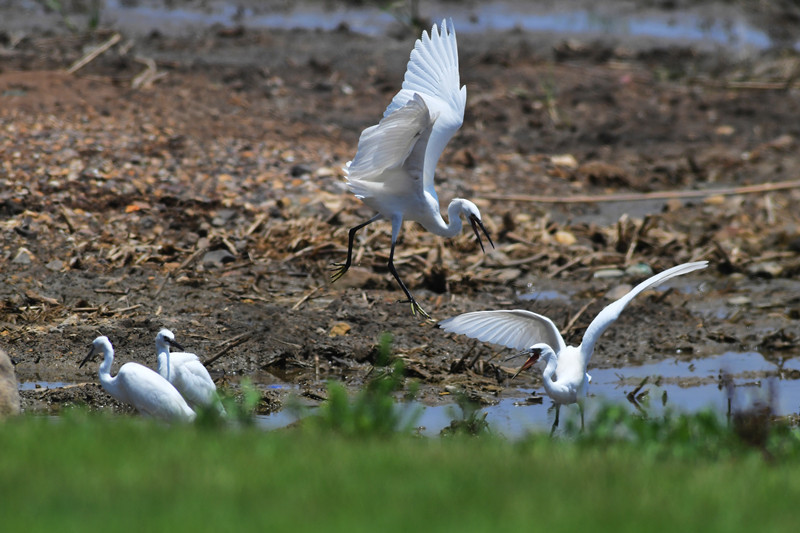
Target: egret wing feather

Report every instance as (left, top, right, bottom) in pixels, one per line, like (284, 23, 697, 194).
(172, 358, 219, 409)
(345, 95, 431, 198)
(579, 261, 708, 365)
(439, 310, 567, 353)
(116, 363, 195, 422)
(384, 19, 465, 194)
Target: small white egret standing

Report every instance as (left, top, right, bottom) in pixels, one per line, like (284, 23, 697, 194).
(439, 261, 708, 433)
(155, 329, 225, 415)
(331, 19, 494, 318)
(80, 336, 195, 423)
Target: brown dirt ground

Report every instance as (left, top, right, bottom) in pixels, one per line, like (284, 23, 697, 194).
(2, 2, 800, 416)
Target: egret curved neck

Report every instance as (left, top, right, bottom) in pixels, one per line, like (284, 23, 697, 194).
(97, 348, 117, 388)
(421, 199, 465, 238)
(156, 351, 170, 380)
(540, 354, 559, 392)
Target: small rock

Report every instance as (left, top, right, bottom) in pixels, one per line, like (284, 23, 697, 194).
(593, 268, 624, 279)
(0, 348, 20, 417)
(625, 263, 653, 278)
(495, 268, 523, 282)
(715, 125, 735, 136)
(728, 295, 751, 306)
(202, 249, 235, 266)
(550, 154, 578, 168)
(211, 209, 237, 227)
(290, 164, 312, 177)
(45, 259, 64, 271)
(314, 166, 336, 178)
(553, 230, 576, 246)
(703, 195, 726, 205)
(12, 247, 33, 264)
(329, 322, 351, 337)
(747, 261, 783, 278)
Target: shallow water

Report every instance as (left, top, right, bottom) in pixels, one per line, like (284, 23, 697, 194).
(18, 381, 76, 391)
(99, 0, 785, 52)
(255, 351, 800, 437)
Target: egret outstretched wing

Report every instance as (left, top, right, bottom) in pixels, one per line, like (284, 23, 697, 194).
(579, 261, 709, 365)
(384, 19, 465, 194)
(439, 309, 567, 354)
(345, 94, 432, 198)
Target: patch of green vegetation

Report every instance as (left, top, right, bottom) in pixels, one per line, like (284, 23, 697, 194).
(194, 377, 261, 427)
(564, 402, 800, 461)
(8, 333, 800, 531)
(440, 389, 492, 438)
(296, 333, 421, 436)
(2, 410, 800, 532)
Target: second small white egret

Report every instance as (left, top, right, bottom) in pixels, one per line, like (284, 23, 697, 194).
(155, 329, 225, 415)
(439, 261, 708, 433)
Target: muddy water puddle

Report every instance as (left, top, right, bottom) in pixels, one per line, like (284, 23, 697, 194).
(254, 351, 800, 437)
(98, 0, 783, 51)
(18, 381, 77, 391)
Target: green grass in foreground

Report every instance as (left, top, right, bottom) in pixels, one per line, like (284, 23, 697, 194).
(1, 410, 800, 533)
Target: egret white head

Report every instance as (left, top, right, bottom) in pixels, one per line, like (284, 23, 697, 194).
(511, 344, 552, 379)
(452, 198, 494, 253)
(155, 328, 184, 352)
(80, 336, 108, 368)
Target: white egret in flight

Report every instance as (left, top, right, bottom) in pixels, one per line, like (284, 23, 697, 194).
(155, 329, 225, 415)
(439, 261, 708, 433)
(80, 336, 196, 423)
(331, 19, 494, 318)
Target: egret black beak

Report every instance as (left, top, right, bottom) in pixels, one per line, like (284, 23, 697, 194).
(511, 348, 541, 380)
(167, 338, 185, 352)
(469, 215, 495, 253)
(503, 351, 527, 362)
(79, 345, 96, 369)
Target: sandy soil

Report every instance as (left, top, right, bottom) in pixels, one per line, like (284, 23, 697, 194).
(1, 0, 799, 415)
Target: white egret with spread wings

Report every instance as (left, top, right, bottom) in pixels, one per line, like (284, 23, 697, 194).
(440, 261, 708, 433)
(331, 19, 493, 318)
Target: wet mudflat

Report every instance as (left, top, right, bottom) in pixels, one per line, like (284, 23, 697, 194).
(2, 0, 800, 427)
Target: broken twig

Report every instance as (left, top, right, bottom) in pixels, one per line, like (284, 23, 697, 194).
(67, 33, 121, 74)
(485, 179, 800, 204)
(204, 332, 253, 367)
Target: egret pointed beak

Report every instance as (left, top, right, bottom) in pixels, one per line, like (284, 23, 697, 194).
(167, 338, 185, 352)
(503, 351, 526, 362)
(511, 349, 541, 380)
(469, 215, 495, 253)
(79, 345, 96, 369)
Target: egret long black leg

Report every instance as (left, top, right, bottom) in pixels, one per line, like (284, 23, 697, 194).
(387, 238, 430, 319)
(550, 404, 560, 437)
(329, 214, 382, 283)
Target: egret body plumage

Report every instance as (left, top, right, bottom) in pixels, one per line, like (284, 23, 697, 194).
(331, 19, 494, 318)
(439, 261, 708, 433)
(155, 329, 225, 415)
(80, 336, 195, 423)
